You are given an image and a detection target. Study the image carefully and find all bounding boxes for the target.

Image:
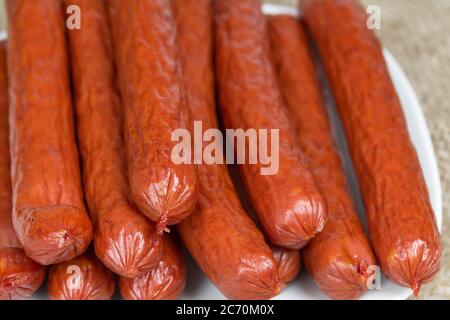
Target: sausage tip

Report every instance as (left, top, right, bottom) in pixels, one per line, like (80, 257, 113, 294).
(119, 235, 185, 300)
(232, 257, 282, 300)
(386, 239, 440, 295)
(276, 200, 327, 249)
(156, 214, 169, 235)
(271, 246, 301, 285)
(93, 219, 163, 278)
(306, 257, 375, 300)
(130, 168, 197, 227)
(0, 248, 46, 300)
(48, 252, 115, 300)
(412, 282, 421, 297)
(14, 206, 93, 265)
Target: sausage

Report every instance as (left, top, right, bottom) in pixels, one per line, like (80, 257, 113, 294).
(0, 42, 17, 252)
(229, 164, 301, 287)
(267, 15, 377, 299)
(301, 0, 441, 294)
(6, 0, 93, 265)
(271, 246, 301, 285)
(214, 0, 327, 249)
(119, 235, 185, 300)
(107, 0, 198, 233)
(173, 0, 281, 299)
(0, 41, 46, 300)
(48, 250, 115, 300)
(63, 0, 163, 278)
(0, 248, 46, 300)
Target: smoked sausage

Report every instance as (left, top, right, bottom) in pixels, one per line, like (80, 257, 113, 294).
(229, 164, 301, 287)
(119, 235, 185, 300)
(301, 0, 441, 294)
(173, 0, 281, 299)
(271, 246, 301, 285)
(6, 0, 93, 265)
(0, 41, 46, 300)
(267, 15, 376, 299)
(107, 0, 198, 233)
(48, 250, 115, 300)
(214, 0, 327, 249)
(64, 0, 163, 278)
(0, 248, 45, 300)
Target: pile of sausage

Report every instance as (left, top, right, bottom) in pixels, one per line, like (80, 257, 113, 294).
(0, 0, 440, 300)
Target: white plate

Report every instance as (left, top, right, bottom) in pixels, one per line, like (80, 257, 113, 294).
(0, 3, 442, 300)
(179, 3, 443, 301)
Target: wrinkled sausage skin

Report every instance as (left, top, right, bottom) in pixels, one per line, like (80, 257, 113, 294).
(271, 245, 301, 286)
(214, 0, 327, 249)
(229, 164, 301, 288)
(107, 0, 198, 232)
(301, 0, 440, 294)
(48, 250, 115, 300)
(173, 0, 281, 299)
(0, 41, 46, 300)
(267, 15, 376, 299)
(64, 0, 163, 278)
(0, 248, 46, 300)
(0, 41, 18, 252)
(119, 235, 185, 300)
(6, 0, 93, 265)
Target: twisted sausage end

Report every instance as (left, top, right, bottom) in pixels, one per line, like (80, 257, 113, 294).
(129, 167, 198, 227)
(384, 238, 441, 296)
(93, 208, 164, 278)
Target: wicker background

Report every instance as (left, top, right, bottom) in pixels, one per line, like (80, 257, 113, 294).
(0, 0, 449, 299)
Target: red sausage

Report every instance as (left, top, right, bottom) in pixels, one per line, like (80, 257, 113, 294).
(267, 15, 376, 299)
(107, 0, 198, 233)
(119, 235, 185, 300)
(214, 0, 327, 249)
(48, 250, 115, 300)
(173, 0, 281, 299)
(64, 0, 163, 278)
(229, 164, 301, 287)
(7, 0, 93, 265)
(0, 41, 46, 300)
(301, 0, 440, 294)
(271, 245, 301, 285)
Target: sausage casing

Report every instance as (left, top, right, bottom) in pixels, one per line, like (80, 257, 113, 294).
(229, 164, 301, 287)
(107, 0, 198, 232)
(64, 0, 163, 278)
(6, 0, 93, 265)
(301, 0, 440, 294)
(0, 41, 46, 300)
(48, 250, 115, 300)
(271, 246, 301, 286)
(214, 0, 327, 249)
(119, 235, 185, 300)
(173, 0, 281, 299)
(267, 15, 376, 299)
